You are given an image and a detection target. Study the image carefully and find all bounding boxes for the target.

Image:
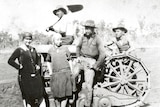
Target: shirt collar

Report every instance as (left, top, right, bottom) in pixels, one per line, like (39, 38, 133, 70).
(19, 44, 31, 51)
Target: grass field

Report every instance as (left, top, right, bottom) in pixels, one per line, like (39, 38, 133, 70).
(0, 51, 24, 107)
(0, 52, 17, 82)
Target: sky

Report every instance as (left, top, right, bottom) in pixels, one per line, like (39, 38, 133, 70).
(0, 0, 160, 38)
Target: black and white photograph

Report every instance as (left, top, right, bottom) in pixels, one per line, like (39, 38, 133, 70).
(0, 0, 160, 107)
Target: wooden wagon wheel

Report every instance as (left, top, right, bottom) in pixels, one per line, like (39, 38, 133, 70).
(98, 54, 150, 106)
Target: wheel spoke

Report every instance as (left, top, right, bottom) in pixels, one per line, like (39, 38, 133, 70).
(124, 60, 134, 76)
(124, 85, 129, 94)
(109, 64, 121, 77)
(120, 85, 125, 94)
(104, 74, 120, 80)
(117, 60, 124, 77)
(131, 89, 137, 96)
(127, 82, 142, 93)
(102, 81, 120, 87)
(127, 69, 142, 79)
(128, 79, 146, 82)
(113, 83, 121, 92)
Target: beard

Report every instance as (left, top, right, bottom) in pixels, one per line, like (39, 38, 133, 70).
(84, 33, 92, 38)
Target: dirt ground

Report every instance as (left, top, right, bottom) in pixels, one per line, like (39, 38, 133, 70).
(0, 47, 160, 107)
(0, 81, 24, 107)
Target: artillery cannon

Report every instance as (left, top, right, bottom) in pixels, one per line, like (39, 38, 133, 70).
(35, 44, 150, 107)
(77, 53, 150, 107)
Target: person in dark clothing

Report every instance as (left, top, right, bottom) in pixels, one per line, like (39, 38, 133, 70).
(8, 32, 49, 107)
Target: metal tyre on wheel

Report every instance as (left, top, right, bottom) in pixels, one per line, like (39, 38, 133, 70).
(96, 54, 150, 106)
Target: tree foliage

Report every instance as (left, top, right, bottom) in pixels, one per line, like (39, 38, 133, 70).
(1, 20, 160, 50)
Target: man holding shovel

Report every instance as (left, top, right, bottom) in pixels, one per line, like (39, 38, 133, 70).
(46, 5, 83, 45)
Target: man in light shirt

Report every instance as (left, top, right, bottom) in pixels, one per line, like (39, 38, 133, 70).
(46, 5, 74, 45)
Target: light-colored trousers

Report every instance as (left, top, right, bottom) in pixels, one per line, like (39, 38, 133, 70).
(70, 56, 96, 106)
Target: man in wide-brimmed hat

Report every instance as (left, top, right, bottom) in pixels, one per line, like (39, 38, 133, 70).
(83, 20, 96, 28)
(53, 5, 67, 16)
(112, 26, 130, 53)
(46, 5, 74, 45)
(112, 27, 128, 33)
(72, 20, 106, 107)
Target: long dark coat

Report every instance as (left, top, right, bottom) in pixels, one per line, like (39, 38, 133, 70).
(8, 46, 44, 106)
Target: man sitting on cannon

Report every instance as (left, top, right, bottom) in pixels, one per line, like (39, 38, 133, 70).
(72, 20, 106, 107)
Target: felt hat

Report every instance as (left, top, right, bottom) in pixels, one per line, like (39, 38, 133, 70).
(53, 5, 67, 15)
(83, 20, 96, 28)
(112, 27, 128, 33)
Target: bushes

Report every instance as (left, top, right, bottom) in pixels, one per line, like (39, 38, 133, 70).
(18, 31, 49, 45)
(0, 31, 51, 50)
(0, 31, 19, 49)
(0, 21, 160, 50)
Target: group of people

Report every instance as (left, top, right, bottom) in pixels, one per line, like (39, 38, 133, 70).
(8, 5, 131, 107)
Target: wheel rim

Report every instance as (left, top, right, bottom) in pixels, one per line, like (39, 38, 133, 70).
(99, 54, 150, 101)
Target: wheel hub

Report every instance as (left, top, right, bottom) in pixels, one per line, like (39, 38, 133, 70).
(120, 77, 128, 85)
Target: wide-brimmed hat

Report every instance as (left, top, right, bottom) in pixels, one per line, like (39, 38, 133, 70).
(53, 5, 67, 15)
(112, 27, 127, 33)
(83, 20, 96, 28)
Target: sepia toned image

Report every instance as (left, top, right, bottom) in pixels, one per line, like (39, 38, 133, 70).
(0, 0, 160, 107)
